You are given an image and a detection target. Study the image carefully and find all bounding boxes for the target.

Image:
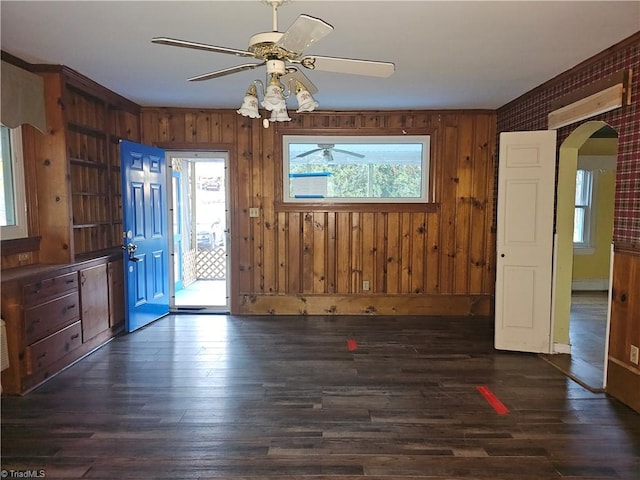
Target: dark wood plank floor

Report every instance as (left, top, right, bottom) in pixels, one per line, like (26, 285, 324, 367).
(2, 315, 639, 479)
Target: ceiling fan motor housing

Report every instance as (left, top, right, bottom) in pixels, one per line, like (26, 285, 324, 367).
(266, 59, 286, 75)
(249, 32, 289, 75)
(249, 32, 285, 55)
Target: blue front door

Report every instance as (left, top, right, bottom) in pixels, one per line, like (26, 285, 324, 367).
(120, 140, 169, 332)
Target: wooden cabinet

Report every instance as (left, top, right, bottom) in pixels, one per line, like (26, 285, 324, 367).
(24, 290, 79, 344)
(32, 66, 140, 263)
(0, 257, 124, 394)
(26, 322, 82, 375)
(21, 271, 82, 377)
(80, 264, 110, 342)
(108, 260, 125, 328)
(0, 63, 132, 395)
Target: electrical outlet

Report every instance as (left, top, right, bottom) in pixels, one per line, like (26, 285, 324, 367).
(249, 207, 260, 218)
(631, 345, 639, 365)
(362, 280, 370, 291)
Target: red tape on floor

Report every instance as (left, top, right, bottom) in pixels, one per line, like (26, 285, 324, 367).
(476, 385, 509, 415)
(347, 339, 358, 351)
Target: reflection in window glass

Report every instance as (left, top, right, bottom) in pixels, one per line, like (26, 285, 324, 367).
(283, 136, 430, 203)
(1, 125, 16, 226)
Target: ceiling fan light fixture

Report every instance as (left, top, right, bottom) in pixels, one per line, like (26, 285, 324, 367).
(261, 74, 287, 111)
(294, 80, 319, 112)
(237, 84, 261, 118)
(269, 105, 291, 122)
(237, 75, 300, 123)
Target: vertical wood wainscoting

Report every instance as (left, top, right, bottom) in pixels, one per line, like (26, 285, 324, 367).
(607, 245, 640, 412)
(141, 109, 496, 316)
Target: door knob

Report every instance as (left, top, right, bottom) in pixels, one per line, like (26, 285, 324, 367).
(124, 243, 139, 262)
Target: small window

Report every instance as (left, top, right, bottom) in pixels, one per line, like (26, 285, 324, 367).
(573, 169, 593, 247)
(283, 135, 430, 203)
(1, 125, 28, 240)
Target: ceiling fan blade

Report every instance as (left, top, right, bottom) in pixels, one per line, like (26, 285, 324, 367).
(300, 55, 395, 77)
(276, 14, 333, 56)
(152, 37, 255, 58)
(295, 148, 323, 158)
(187, 63, 265, 82)
(281, 68, 318, 94)
(332, 148, 365, 158)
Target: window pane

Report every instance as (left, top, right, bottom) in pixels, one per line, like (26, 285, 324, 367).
(573, 207, 585, 243)
(575, 169, 583, 204)
(284, 136, 430, 203)
(575, 169, 591, 206)
(0, 125, 17, 226)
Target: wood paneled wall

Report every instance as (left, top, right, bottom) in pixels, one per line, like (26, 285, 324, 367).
(141, 109, 497, 315)
(607, 247, 640, 412)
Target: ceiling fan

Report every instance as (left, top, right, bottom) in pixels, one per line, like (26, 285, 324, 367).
(151, 0, 395, 88)
(296, 144, 365, 163)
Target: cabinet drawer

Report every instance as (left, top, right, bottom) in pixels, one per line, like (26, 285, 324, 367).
(24, 292, 80, 344)
(26, 321, 82, 375)
(23, 272, 78, 305)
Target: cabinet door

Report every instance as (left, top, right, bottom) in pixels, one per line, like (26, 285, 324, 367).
(79, 264, 110, 342)
(108, 259, 125, 328)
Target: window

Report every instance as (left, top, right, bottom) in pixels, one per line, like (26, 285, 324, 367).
(0, 124, 28, 240)
(283, 135, 430, 203)
(573, 169, 593, 247)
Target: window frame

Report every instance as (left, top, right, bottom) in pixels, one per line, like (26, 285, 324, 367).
(281, 134, 431, 204)
(1, 125, 29, 240)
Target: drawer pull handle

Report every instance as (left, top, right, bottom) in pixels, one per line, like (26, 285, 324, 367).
(62, 303, 76, 313)
(37, 352, 47, 360)
(65, 279, 75, 284)
(70, 333, 80, 340)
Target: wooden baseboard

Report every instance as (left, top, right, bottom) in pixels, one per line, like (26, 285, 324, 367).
(606, 359, 640, 413)
(553, 343, 571, 354)
(237, 294, 492, 316)
(572, 278, 609, 291)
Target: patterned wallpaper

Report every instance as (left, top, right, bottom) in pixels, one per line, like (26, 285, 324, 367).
(497, 34, 640, 244)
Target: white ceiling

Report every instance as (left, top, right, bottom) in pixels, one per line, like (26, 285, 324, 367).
(1, 1, 639, 111)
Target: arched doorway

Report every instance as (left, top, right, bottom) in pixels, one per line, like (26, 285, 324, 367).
(549, 120, 618, 390)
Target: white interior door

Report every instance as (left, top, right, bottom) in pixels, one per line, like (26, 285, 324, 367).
(495, 131, 557, 353)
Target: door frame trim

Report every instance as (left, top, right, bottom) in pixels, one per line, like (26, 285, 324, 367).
(552, 120, 615, 351)
(552, 120, 617, 390)
(166, 150, 231, 312)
